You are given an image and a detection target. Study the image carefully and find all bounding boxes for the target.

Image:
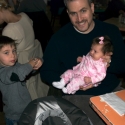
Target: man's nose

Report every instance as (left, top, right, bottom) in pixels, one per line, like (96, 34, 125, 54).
(77, 13, 82, 22)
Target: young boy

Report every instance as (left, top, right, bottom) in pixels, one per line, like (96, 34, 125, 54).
(0, 36, 42, 125)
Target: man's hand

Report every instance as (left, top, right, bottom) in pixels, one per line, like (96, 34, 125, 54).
(84, 76, 92, 84)
(79, 83, 93, 91)
(79, 76, 93, 91)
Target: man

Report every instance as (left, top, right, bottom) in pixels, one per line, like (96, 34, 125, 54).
(40, 0, 125, 124)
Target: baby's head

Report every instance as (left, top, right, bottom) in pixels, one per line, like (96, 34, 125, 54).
(0, 36, 17, 67)
(89, 36, 113, 60)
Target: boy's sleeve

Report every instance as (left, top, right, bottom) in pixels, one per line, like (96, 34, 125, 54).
(0, 63, 33, 84)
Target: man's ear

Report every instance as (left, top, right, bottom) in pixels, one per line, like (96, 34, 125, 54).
(91, 3, 94, 14)
(66, 9, 69, 14)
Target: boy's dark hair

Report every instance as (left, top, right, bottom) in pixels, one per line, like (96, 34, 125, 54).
(0, 35, 16, 50)
(92, 36, 113, 55)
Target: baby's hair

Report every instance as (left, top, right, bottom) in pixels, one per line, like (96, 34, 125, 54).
(92, 36, 113, 55)
(0, 0, 14, 11)
(0, 35, 16, 50)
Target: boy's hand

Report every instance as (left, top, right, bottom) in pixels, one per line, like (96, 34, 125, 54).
(29, 58, 37, 68)
(29, 58, 42, 70)
(33, 58, 42, 70)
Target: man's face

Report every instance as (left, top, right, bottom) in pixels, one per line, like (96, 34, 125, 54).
(67, 0, 94, 33)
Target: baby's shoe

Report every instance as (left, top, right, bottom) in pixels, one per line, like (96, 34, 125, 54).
(62, 87, 68, 94)
(52, 79, 65, 89)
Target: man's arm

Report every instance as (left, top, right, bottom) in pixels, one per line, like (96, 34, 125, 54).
(40, 38, 62, 86)
(107, 26, 125, 74)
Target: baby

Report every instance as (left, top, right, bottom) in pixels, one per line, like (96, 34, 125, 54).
(52, 36, 113, 94)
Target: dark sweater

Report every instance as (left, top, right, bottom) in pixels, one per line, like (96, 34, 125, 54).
(40, 19, 125, 95)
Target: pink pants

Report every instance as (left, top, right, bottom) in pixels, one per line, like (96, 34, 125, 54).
(61, 70, 86, 94)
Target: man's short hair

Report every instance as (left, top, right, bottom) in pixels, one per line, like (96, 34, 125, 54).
(64, 0, 93, 7)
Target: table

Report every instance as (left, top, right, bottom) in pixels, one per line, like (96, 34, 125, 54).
(90, 90, 125, 125)
(104, 18, 125, 31)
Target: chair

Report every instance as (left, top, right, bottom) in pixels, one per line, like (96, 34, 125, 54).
(50, 0, 65, 28)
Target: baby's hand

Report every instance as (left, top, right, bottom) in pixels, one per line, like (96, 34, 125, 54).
(77, 56, 82, 63)
(33, 58, 42, 70)
(84, 76, 92, 84)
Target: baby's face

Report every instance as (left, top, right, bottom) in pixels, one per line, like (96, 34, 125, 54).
(89, 44, 104, 60)
(0, 45, 17, 67)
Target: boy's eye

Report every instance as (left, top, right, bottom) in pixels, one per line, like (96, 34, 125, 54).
(4, 52, 9, 55)
(13, 49, 16, 53)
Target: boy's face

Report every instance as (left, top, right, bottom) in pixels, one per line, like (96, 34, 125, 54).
(89, 44, 104, 60)
(0, 45, 17, 66)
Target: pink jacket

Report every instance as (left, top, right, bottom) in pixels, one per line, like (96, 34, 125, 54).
(72, 54, 107, 84)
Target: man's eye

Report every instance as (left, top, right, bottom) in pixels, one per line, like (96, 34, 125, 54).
(81, 9, 86, 13)
(70, 12, 76, 16)
(82, 10, 86, 13)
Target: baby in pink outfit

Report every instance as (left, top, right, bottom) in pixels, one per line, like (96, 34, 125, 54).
(52, 36, 113, 94)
